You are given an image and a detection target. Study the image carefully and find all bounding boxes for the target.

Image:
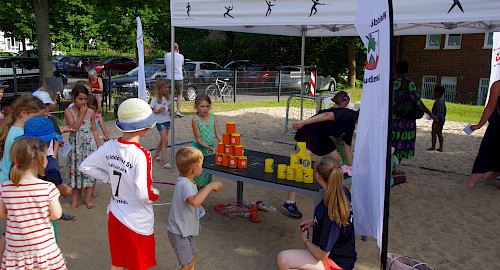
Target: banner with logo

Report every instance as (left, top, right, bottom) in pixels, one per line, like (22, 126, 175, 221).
(352, 0, 390, 249)
(487, 32, 500, 106)
(136, 16, 147, 101)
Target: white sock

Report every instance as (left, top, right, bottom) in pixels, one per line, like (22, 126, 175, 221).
(286, 200, 295, 205)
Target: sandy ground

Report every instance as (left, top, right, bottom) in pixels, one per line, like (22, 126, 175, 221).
(3, 107, 499, 270)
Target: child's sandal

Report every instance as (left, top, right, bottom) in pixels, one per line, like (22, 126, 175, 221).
(162, 163, 172, 169)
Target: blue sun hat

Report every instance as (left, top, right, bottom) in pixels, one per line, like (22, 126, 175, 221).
(21, 116, 62, 143)
(115, 98, 157, 132)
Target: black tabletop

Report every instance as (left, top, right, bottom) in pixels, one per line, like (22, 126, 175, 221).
(203, 149, 322, 192)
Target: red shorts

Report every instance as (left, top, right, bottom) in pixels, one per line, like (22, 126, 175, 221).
(323, 257, 346, 270)
(108, 211, 156, 270)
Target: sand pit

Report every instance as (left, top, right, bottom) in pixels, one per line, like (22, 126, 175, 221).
(2, 107, 499, 269)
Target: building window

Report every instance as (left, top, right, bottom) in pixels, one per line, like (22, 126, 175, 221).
(425, 35, 441, 50)
(444, 34, 461, 49)
(477, 78, 490, 105)
(441, 76, 457, 103)
(483, 33, 493, 49)
(421, 76, 437, 99)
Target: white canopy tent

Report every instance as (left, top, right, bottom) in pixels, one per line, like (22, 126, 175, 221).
(171, 0, 498, 36)
(167, 0, 499, 267)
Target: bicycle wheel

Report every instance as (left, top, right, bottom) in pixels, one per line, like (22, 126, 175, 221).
(205, 84, 219, 101)
(222, 85, 234, 102)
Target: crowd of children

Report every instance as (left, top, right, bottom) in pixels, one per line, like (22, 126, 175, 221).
(13, 69, 473, 269)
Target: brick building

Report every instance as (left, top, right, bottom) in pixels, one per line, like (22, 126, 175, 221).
(394, 33, 493, 105)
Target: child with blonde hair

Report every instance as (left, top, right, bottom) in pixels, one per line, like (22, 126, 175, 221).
(277, 156, 356, 270)
(0, 95, 45, 183)
(150, 77, 172, 169)
(191, 94, 222, 188)
(0, 137, 66, 269)
(168, 147, 222, 270)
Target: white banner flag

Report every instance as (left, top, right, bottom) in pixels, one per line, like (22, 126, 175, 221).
(486, 32, 500, 106)
(352, 0, 390, 250)
(136, 16, 147, 101)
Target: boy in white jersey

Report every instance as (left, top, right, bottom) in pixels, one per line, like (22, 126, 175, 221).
(79, 98, 160, 270)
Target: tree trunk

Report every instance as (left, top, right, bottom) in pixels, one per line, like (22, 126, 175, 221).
(225, 31, 235, 64)
(347, 36, 356, 89)
(34, 0, 53, 86)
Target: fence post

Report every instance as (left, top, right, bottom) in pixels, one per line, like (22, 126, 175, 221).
(13, 67, 18, 95)
(278, 70, 281, 103)
(233, 70, 237, 103)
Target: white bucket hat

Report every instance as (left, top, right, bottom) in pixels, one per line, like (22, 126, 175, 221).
(32, 90, 55, 104)
(115, 98, 157, 132)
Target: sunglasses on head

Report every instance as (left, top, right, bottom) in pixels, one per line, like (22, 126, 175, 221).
(342, 94, 350, 100)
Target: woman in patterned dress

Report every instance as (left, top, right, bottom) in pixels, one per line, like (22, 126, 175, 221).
(191, 94, 222, 188)
(392, 61, 437, 160)
(64, 85, 100, 209)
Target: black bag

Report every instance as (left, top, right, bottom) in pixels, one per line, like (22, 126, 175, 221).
(393, 79, 424, 120)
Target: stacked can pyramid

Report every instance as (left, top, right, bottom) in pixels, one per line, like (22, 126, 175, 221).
(274, 142, 314, 184)
(215, 122, 247, 169)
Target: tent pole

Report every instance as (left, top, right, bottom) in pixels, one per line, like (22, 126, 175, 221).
(170, 26, 176, 172)
(300, 26, 306, 120)
(381, 0, 395, 269)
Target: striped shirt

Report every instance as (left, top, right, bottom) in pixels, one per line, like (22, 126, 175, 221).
(0, 178, 66, 270)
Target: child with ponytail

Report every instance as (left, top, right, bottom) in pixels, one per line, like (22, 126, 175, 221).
(0, 95, 45, 183)
(0, 137, 66, 269)
(277, 156, 357, 270)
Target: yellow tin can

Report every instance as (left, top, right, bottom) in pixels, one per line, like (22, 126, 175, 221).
(286, 166, 295, 181)
(303, 168, 314, 183)
(290, 154, 300, 168)
(294, 167, 304, 183)
(277, 164, 287, 179)
(264, 158, 274, 173)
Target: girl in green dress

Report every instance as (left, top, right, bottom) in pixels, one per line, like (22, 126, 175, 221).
(191, 94, 222, 187)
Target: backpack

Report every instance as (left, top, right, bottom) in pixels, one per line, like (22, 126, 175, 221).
(393, 79, 424, 120)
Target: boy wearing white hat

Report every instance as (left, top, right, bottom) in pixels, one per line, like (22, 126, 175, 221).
(79, 98, 160, 270)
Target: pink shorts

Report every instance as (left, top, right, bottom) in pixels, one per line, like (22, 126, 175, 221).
(108, 211, 156, 270)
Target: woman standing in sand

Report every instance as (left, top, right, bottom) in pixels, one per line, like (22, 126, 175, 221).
(459, 80, 500, 189)
(392, 61, 437, 160)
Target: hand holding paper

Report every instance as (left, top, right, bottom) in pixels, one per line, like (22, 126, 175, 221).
(463, 124, 474, 136)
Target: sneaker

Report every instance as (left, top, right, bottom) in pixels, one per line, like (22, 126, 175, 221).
(282, 202, 302, 218)
(176, 111, 184, 117)
(60, 213, 76, 222)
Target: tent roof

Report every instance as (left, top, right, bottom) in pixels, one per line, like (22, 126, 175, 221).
(171, 0, 499, 36)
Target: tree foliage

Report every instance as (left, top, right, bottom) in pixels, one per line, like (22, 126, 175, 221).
(0, 0, 365, 80)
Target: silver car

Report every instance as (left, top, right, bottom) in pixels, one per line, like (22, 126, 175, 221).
(276, 65, 336, 93)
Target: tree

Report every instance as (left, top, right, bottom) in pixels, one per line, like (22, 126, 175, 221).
(347, 36, 356, 88)
(34, 0, 52, 84)
(0, 0, 35, 54)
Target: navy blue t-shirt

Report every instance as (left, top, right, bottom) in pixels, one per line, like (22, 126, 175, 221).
(312, 186, 356, 270)
(40, 156, 63, 186)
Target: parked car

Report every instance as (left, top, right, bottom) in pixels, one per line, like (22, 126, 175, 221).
(110, 65, 201, 116)
(242, 64, 280, 88)
(56, 56, 72, 70)
(150, 57, 193, 65)
(183, 61, 226, 84)
(85, 56, 137, 75)
(66, 55, 103, 76)
(276, 65, 336, 93)
(224, 60, 253, 71)
(0, 57, 67, 95)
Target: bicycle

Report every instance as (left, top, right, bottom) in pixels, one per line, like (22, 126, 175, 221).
(205, 77, 234, 102)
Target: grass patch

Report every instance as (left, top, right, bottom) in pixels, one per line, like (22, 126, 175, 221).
(101, 89, 484, 124)
(179, 100, 286, 115)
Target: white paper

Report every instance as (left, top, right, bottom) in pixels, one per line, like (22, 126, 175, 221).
(426, 114, 431, 120)
(463, 124, 474, 136)
(58, 141, 72, 157)
(47, 140, 54, 157)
